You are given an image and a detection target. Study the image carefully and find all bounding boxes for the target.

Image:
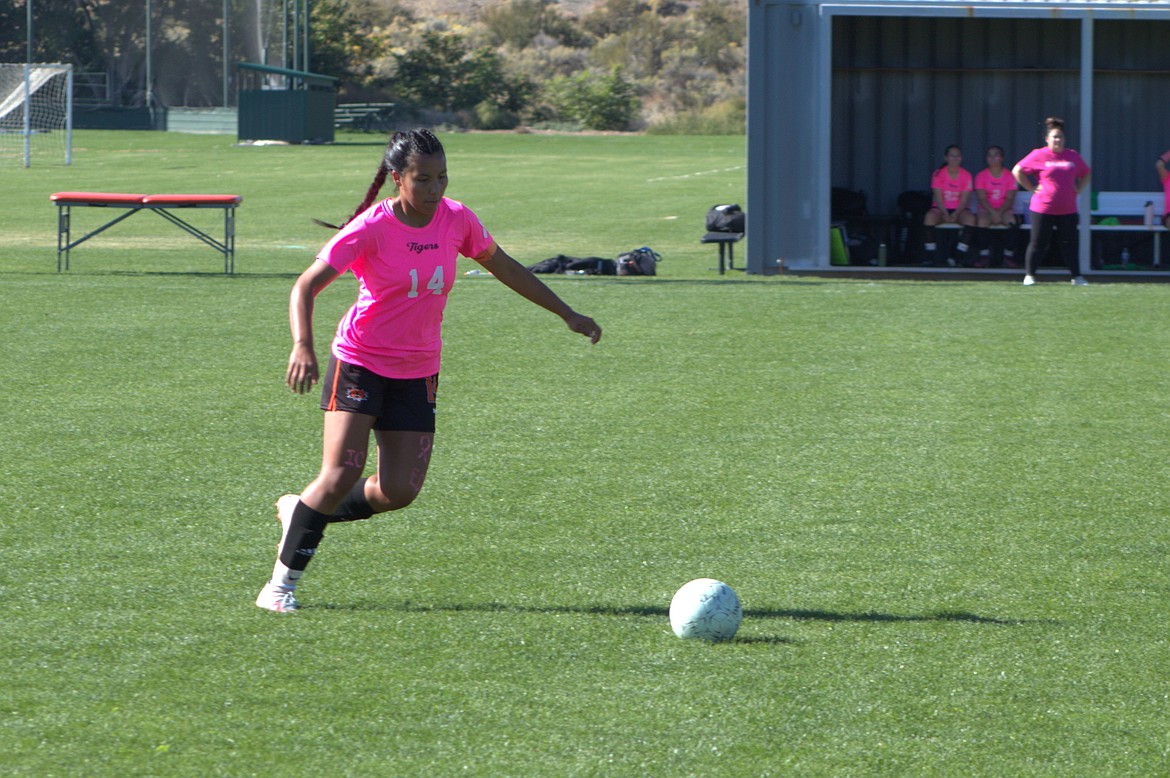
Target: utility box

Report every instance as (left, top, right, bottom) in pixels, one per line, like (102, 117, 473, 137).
(237, 63, 337, 143)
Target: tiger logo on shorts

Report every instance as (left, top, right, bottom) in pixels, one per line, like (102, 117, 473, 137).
(346, 388, 369, 402)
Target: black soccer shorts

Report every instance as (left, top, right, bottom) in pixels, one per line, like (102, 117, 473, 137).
(320, 355, 438, 432)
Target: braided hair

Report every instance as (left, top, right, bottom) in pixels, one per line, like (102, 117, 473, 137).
(316, 128, 446, 229)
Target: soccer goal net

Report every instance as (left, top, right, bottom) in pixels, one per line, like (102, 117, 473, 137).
(0, 63, 73, 167)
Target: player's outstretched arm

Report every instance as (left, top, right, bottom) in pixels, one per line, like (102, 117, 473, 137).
(478, 247, 602, 344)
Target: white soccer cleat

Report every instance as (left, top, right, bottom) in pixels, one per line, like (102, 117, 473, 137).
(1022, 275, 1035, 286)
(274, 494, 300, 553)
(255, 581, 299, 612)
(1071, 276, 1089, 286)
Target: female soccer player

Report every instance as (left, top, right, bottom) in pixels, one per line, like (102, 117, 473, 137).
(973, 145, 1020, 267)
(922, 145, 976, 266)
(256, 129, 602, 612)
(1012, 117, 1092, 286)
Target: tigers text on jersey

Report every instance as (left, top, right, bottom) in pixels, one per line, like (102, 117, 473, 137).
(318, 197, 497, 379)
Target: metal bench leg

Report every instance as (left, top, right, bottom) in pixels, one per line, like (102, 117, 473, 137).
(57, 204, 70, 271)
(226, 206, 235, 274)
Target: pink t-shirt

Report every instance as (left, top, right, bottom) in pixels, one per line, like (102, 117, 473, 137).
(317, 197, 497, 379)
(1162, 175, 1170, 218)
(975, 168, 1017, 210)
(930, 167, 974, 210)
(1015, 147, 1090, 216)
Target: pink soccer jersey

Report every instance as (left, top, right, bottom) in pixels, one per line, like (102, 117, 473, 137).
(317, 197, 497, 379)
(1163, 174, 1170, 218)
(975, 168, 1017, 210)
(1015, 147, 1090, 216)
(930, 167, 974, 210)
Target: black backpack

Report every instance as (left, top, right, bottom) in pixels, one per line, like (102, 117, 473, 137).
(831, 187, 869, 220)
(616, 247, 661, 276)
(705, 204, 745, 233)
(898, 190, 933, 217)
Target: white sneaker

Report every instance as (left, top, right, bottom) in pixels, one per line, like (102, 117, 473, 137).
(1023, 275, 1035, 286)
(275, 494, 299, 553)
(255, 581, 299, 612)
(1071, 276, 1089, 286)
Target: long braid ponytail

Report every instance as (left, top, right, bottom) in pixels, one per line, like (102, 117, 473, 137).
(347, 163, 390, 225)
(316, 128, 445, 230)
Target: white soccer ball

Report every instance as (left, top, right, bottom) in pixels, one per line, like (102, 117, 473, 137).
(669, 578, 742, 642)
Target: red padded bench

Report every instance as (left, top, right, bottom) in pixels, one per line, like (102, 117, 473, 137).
(51, 191, 242, 273)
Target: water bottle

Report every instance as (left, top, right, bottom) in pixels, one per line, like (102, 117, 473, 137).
(1145, 201, 1156, 228)
(878, 243, 887, 266)
(1122, 247, 1130, 263)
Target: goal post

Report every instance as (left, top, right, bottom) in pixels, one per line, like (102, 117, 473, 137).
(0, 63, 73, 167)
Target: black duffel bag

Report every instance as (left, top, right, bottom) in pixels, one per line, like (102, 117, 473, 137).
(706, 204, 745, 233)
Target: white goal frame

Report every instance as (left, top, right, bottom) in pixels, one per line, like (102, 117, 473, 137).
(0, 63, 73, 167)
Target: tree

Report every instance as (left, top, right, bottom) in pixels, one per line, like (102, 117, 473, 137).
(309, 0, 388, 95)
(547, 66, 639, 131)
(391, 30, 530, 117)
(0, 0, 102, 66)
(392, 30, 469, 112)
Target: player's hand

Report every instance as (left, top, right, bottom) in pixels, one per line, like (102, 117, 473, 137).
(565, 312, 602, 344)
(286, 344, 319, 394)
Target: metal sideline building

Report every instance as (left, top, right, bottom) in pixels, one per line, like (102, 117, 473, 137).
(745, 0, 1170, 274)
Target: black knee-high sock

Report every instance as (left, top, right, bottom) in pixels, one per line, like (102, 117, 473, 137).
(976, 226, 991, 254)
(280, 501, 330, 571)
(329, 477, 375, 523)
(957, 225, 974, 256)
(923, 226, 937, 261)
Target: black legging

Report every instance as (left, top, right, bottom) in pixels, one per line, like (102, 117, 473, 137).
(1024, 212, 1080, 277)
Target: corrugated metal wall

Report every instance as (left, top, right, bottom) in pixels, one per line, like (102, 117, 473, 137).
(832, 16, 1170, 217)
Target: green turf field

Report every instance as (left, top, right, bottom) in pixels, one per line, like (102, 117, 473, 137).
(3, 131, 1169, 775)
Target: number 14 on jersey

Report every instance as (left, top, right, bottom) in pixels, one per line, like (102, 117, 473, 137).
(407, 266, 445, 298)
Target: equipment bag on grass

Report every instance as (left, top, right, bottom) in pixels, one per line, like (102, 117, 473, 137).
(564, 256, 617, 275)
(617, 247, 661, 276)
(528, 255, 617, 275)
(528, 255, 569, 273)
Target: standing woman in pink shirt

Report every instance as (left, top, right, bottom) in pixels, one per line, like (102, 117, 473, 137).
(256, 129, 602, 612)
(1012, 117, 1092, 285)
(1155, 149, 1170, 228)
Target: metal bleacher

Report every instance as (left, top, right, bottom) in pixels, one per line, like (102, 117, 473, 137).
(333, 103, 399, 132)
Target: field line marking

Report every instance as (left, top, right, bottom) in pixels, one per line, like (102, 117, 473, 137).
(647, 165, 746, 183)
